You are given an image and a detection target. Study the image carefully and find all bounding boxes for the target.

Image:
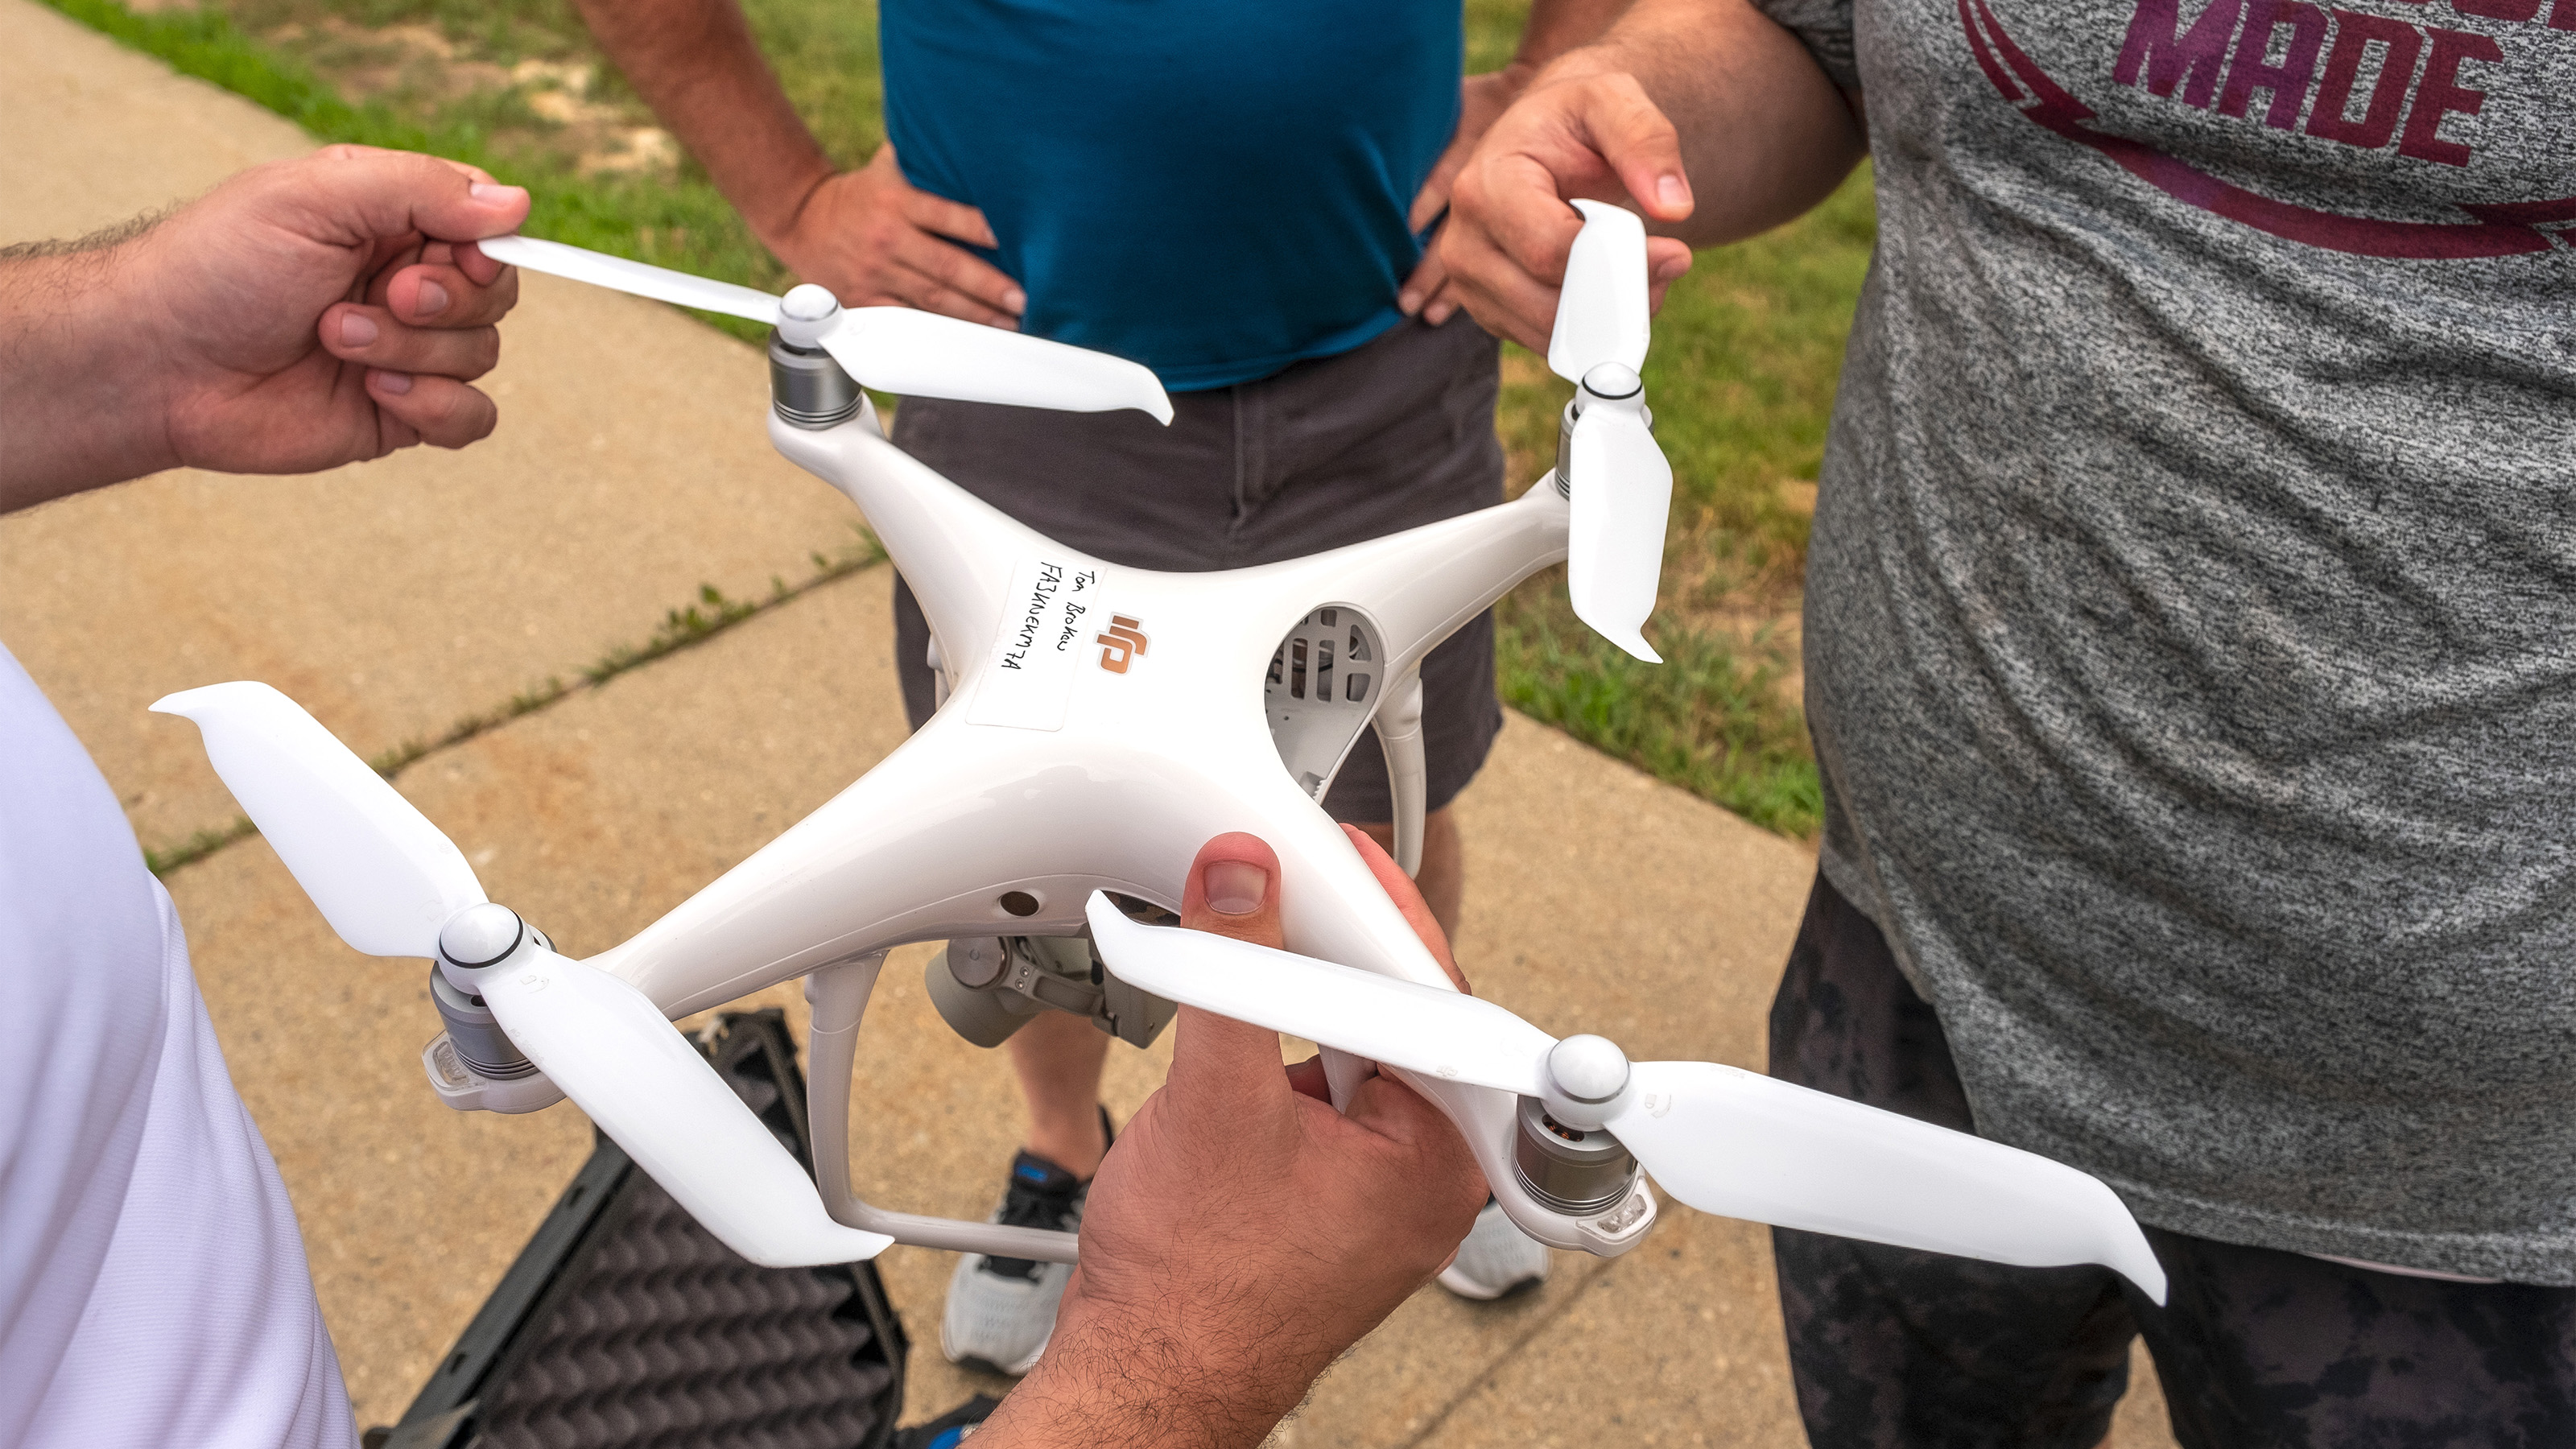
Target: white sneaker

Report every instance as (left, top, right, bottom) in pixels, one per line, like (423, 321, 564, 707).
(1438, 1200, 1552, 1301)
(940, 1150, 1089, 1376)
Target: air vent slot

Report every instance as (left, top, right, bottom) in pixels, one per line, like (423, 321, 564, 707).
(1265, 605, 1388, 801)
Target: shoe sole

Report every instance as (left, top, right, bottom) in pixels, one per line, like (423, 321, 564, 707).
(1436, 1263, 1548, 1302)
(941, 1316, 1051, 1377)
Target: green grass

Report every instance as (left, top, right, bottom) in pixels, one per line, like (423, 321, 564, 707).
(52, 0, 1872, 837)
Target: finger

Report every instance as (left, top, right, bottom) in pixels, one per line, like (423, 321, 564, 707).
(1182, 832, 1284, 947)
(1339, 825, 1466, 992)
(900, 184, 1002, 252)
(1285, 1055, 1335, 1103)
(891, 263, 1025, 328)
(897, 238, 1025, 319)
(320, 304, 501, 380)
(1408, 135, 1474, 235)
(1341, 1069, 1487, 1205)
(1397, 234, 1451, 320)
(360, 240, 428, 307)
(382, 259, 518, 328)
(1473, 152, 1590, 291)
(1571, 74, 1694, 223)
(1420, 279, 1460, 328)
(280, 147, 530, 250)
(1645, 240, 1692, 315)
(1166, 835, 1299, 1102)
(1435, 219, 1558, 353)
(453, 238, 508, 287)
(366, 370, 497, 449)
(319, 143, 501, 188)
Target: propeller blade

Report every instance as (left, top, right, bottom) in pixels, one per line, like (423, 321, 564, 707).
(1088, 896, 2163, 1298)
(151, 683, 482, 959)
(1084, 895, 1551, 1094)
(477, 234, 783, 325)
(815, 309, 1174, 423)
(1546, 200, 1650, 384)
(481, 949, 895, 1267)
(1566, 405, 1671, 663)
(1609, 1061, 2167, 1299)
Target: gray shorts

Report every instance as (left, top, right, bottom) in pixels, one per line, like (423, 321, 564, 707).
(888, 311, 1505, 822)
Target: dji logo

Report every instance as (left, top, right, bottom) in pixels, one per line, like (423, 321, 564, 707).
(1096, 615, 1149, 674)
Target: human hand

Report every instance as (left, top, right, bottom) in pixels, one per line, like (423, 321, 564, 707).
(766, 144, 1025, 328)
(1439, 69, 1699, 353)
(1398, 67, 1538, 326)
(119, 145, 527, 479)
(977, 828, 1488, 1448)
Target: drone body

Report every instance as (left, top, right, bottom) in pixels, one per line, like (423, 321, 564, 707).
(581, 403, 1650, 1258)
(159, 214, 2166, 1301)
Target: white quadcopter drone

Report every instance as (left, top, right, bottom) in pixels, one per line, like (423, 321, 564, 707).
(156, 203, 2167, 1302)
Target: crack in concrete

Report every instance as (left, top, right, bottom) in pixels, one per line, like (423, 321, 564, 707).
(145, 541, 886, 877)
(1392, 1254, 1624, 1449)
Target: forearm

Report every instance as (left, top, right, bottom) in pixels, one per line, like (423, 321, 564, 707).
(1512, 0, 1636, 75)
(1557, 0, 1864, 246)
(0, 234, 173, 510)
(568, 0, 835, 246)
(969, 1302, 1327, 1449)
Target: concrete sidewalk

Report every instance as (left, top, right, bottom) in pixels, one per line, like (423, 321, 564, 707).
(1, 4, 2175, 1443)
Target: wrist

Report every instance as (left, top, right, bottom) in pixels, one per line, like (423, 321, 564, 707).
(974, 1294, 1324, 1449)
(746, 162, 841, 259)
(0, 233, 179, 509)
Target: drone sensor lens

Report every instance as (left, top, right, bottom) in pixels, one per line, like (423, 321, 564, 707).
(999, 891, 1040, 918)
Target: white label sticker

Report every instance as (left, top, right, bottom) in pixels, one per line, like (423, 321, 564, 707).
(966, 557, 1105, 731)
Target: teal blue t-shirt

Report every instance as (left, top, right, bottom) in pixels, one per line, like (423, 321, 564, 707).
(881, 1, 1461, 392)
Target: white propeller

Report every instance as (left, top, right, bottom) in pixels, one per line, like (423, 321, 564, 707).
(1086, 894, 2167, 1301)
(152, 682, 894, 1269)
(1547, 200, 1673, 664)
(477, 233, 1174, 424)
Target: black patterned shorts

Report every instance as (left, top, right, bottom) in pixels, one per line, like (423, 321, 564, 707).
(1770, 874, 2576, 1449)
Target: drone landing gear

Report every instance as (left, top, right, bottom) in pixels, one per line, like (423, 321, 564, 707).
(806, 955, 1083, 1264)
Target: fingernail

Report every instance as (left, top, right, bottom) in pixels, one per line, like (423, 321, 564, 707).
(1656, 174, 1690, 209)
(415, 279, 450, 317)
(1397, 291, 1421, 316)
(1203, 860, 1269, 916)
(372, 370, 413, 395)
(1004, 287, 1027, 313)
(469, 182, 526, 205)
(339, 312, 378, 347)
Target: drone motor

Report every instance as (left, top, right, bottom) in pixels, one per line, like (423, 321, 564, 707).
(768, 332, 867, 432)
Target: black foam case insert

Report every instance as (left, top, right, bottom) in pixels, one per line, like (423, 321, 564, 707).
(365, 1009, 907, 1449)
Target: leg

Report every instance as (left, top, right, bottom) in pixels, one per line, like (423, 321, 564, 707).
(1005, 1009, 1110, 1179)
(1772, 873, 2140, 1448)
(1352, 807, 1463, 939)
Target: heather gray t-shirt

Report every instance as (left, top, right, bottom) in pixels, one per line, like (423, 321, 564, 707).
(1757, 0, 2576, 1279)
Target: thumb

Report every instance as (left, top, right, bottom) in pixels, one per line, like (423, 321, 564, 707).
(1165, 833, 1295, 1100)
(286, 146, 530, 249)
(1574, 74, 1693, 223)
